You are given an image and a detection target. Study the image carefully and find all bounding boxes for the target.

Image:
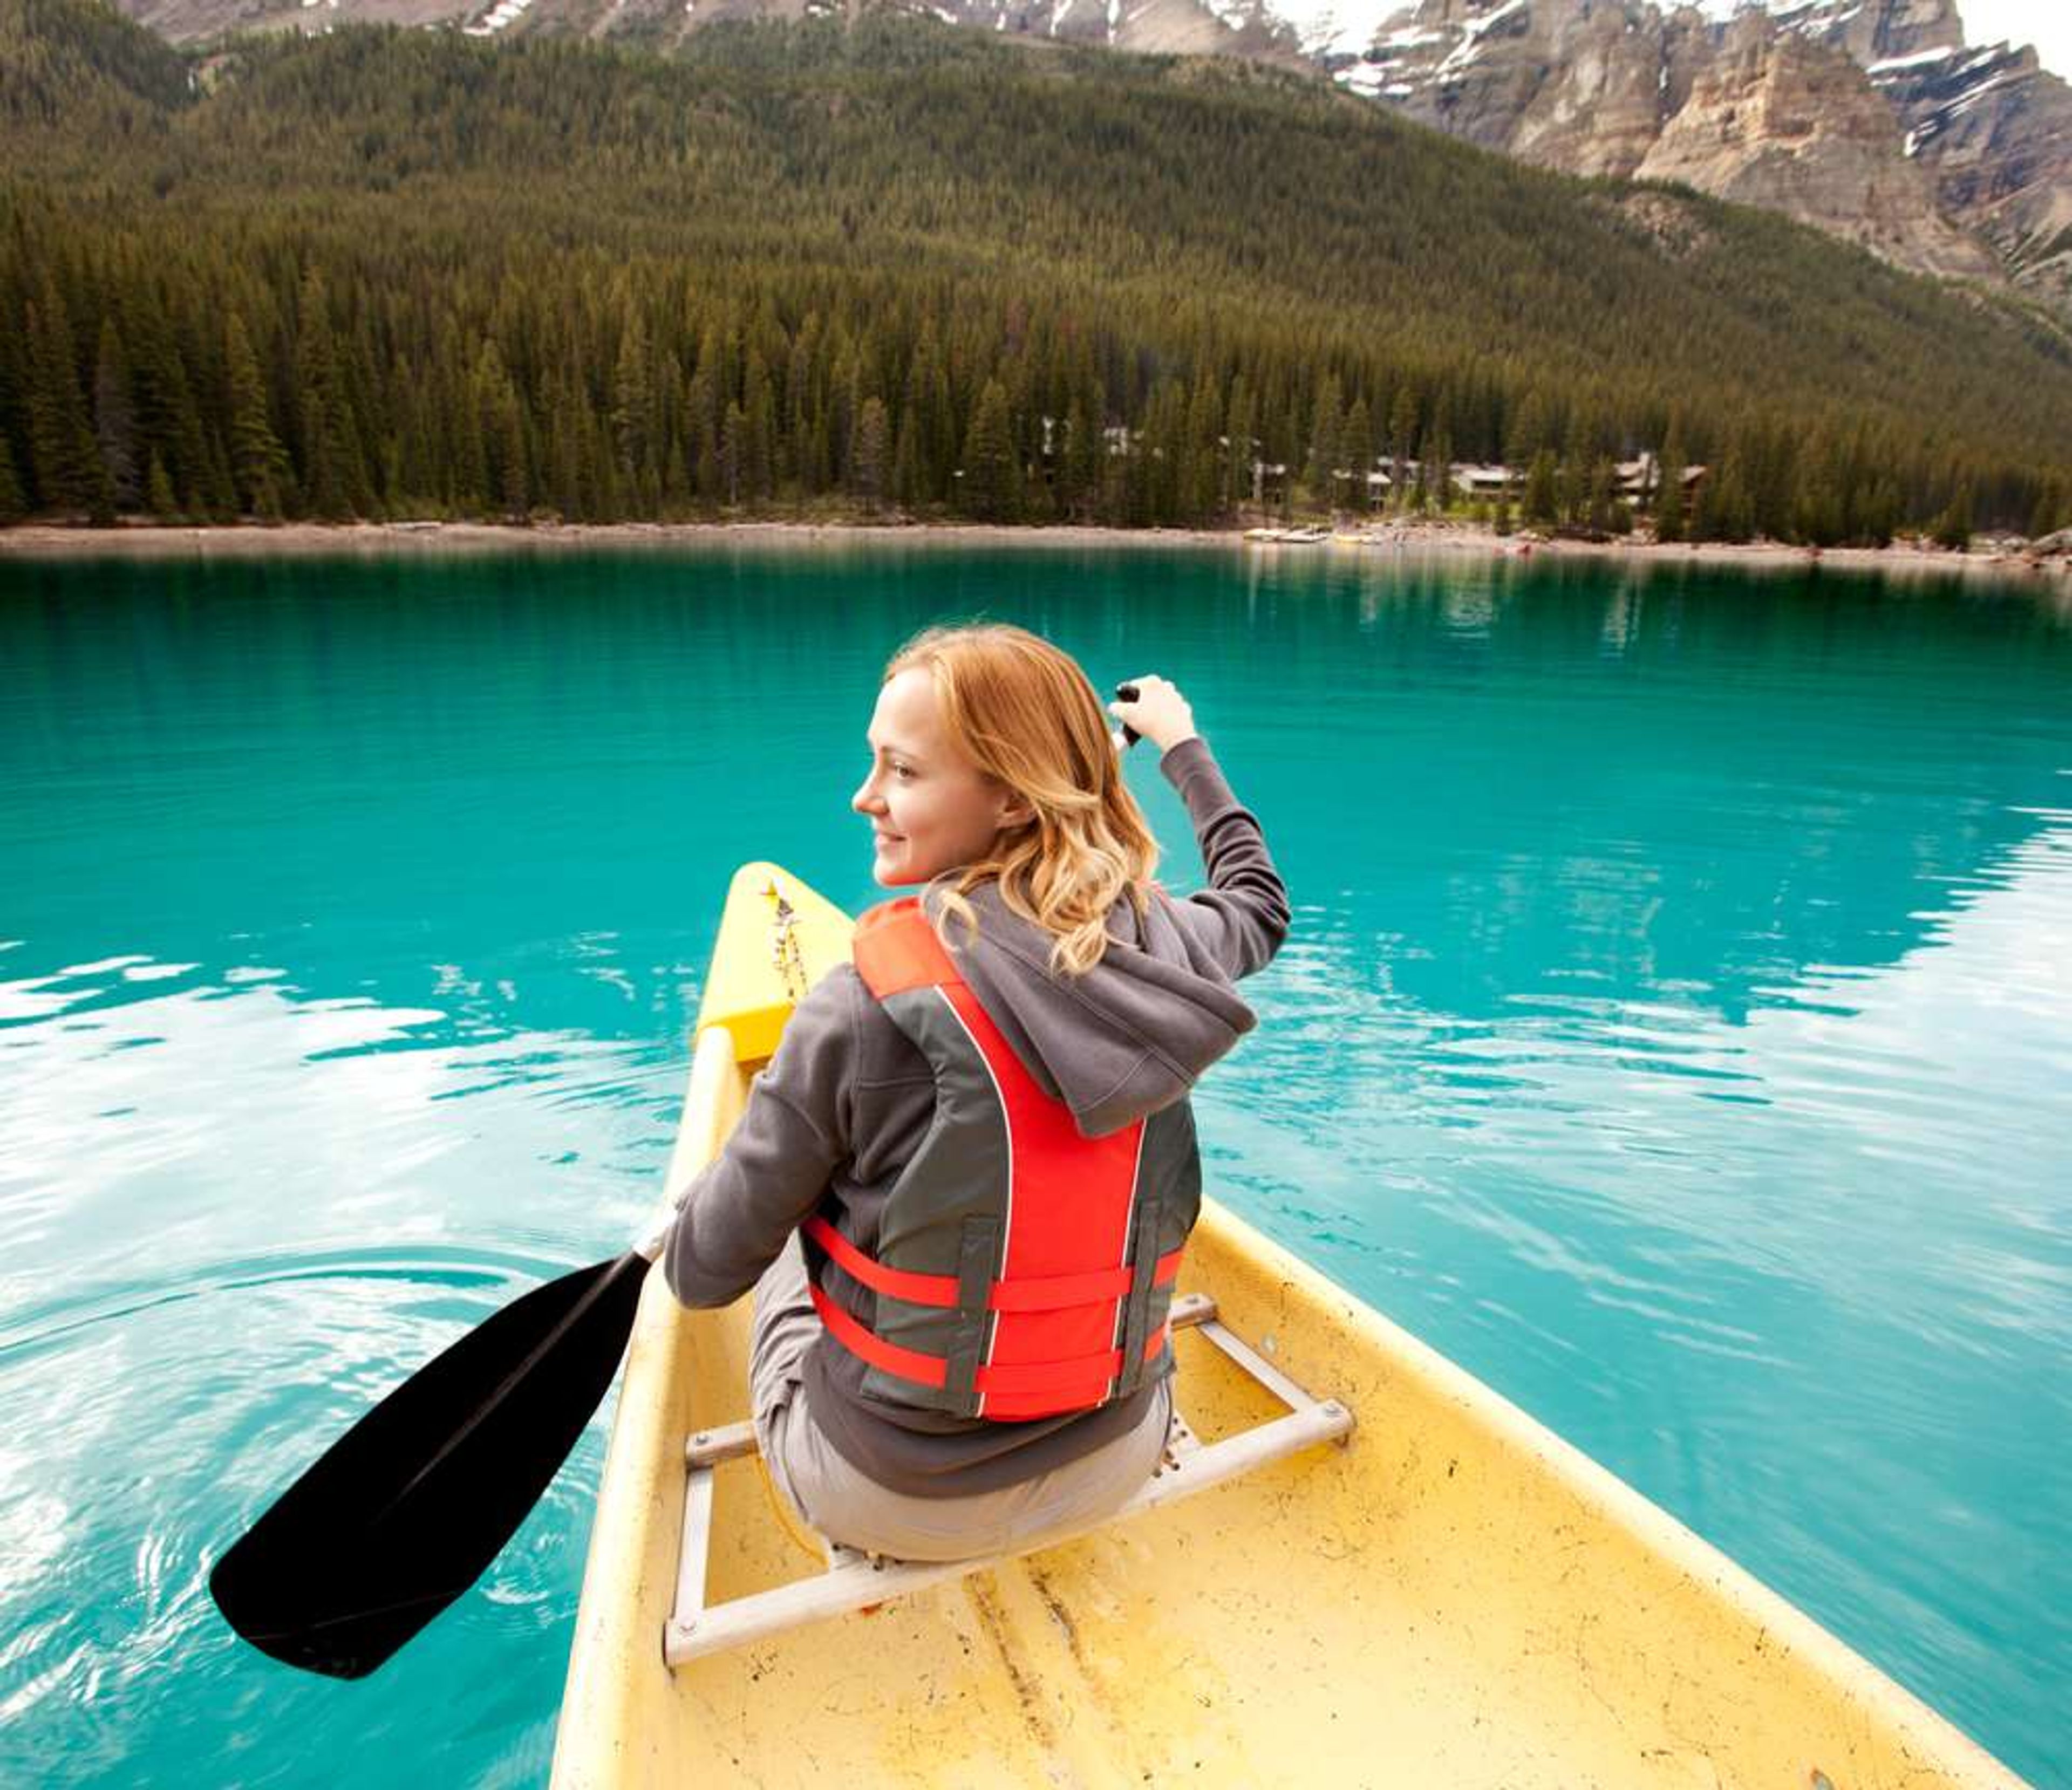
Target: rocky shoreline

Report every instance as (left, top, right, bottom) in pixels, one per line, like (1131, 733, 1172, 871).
(3, 517, 2068, 580)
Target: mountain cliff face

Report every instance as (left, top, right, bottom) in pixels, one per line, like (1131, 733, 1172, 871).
(1632, 12, 2000, 280)
(1873, 34, 2072, 308)
(100, 0, 2072, 314)
(1321, 0, 2068, 311)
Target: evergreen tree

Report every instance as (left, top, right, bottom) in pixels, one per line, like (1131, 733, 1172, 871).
(1337, 397, 1372, 516)
(1792, 446, 1844, 548)
(544, 373, 583, 520)
(744, 350, 775, 507)
(1586, 457, 1619, 536)
(904, 319, 951, 505)
(891, 407, 921, 514)
(122, 282, 202, 514)
(611, 308, 655, 497)
(1523, 448, 1558, 528)
(1140, 375, 1190, 525)
(295, 269, 350, 520)
(449, 360, 489, 515)
(1223, 373, 1256, 517)
(1748, 420, 1794, 542)
(784, 319, 816, 490)
(719, 400, 746, 507)
(1692, 447, 1752, 543)
(0, 438, 25, 523)
(1503, 387, 1553, 469)
(1182, 371, 1221, 525)
(685, 359, 718, 505)
(850, 395, 889, 511)
(588, 405, 622, 519)
(664, 434, 689, 516)
(1422, 423, 1453, 516)
(831, 350, 862, 491)
(25, 277, 103, 516)
(962, 377, 1019, 521)
(1721, 449, 1755, 542)
(1861, 475, 1900, 548)
(1655, 428, 1687, 543)
(1932, 482, 1973, 551)
(2030, 479, 2064, 541)
(1387, 382, 1420, 514)
(1304, 374, 1341, 515)
(145, 448, 177, 520)
(479, 341, 528, 518)
(1555, 415, 1589, 529)
(93, 318, 139, 514)
(335, 312, 381, 520)
(1068, 389, 1105, 523)
(1080, 376, 1118, 523)
(226, 312, 287, 519)
(1689, 463, 1721, 543)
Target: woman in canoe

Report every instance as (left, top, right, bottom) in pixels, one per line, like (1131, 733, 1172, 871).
(663, 622, 1289, 1562)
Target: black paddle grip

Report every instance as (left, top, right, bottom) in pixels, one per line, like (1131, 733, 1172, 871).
(1114, 682, 1141, 748)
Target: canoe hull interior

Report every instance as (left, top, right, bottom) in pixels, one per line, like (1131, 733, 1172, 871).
(551, 865, 2024, 1787)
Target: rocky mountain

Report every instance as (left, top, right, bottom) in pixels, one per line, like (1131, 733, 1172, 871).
(119, 0, 1303, 60)
(1312, 0, 2070, 311)
(98, 0, 2072, 315)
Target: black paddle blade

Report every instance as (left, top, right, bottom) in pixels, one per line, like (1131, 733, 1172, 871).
(209, 1249, 650, 1679)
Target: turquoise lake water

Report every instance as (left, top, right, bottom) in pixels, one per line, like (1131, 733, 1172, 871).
(1, 539, 2067, 1787)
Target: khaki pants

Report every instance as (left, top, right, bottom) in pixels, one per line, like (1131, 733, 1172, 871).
(749, 1232, 1174, 1563)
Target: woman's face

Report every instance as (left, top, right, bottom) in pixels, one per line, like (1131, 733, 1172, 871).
(852, 668, 1031, 887)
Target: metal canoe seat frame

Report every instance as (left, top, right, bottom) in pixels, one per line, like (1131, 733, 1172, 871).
(663, 1290, 1355, 1668)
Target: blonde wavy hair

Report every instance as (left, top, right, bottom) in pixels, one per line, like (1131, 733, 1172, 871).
(885, 622, 1162, 978)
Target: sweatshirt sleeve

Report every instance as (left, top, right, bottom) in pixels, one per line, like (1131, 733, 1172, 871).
(663, 964, 855, 1309)
(1157, 735, 1292, 981)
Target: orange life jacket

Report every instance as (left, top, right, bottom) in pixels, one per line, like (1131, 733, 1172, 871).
(803, 895, 1199, 1422)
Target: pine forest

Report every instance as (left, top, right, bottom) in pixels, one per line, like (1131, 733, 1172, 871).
(5, 0, 2072, 543)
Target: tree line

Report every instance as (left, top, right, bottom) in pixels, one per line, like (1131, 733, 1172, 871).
(3, 4, 2069, 542)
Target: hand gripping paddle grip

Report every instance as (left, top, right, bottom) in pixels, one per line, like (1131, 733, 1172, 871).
(1114, 683, 1141, 748)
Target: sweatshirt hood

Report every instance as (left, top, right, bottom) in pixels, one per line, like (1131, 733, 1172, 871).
(920, 879, 1257, 1139)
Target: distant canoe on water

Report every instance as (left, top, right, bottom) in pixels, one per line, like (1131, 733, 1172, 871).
(550, 862, 2030, 1789)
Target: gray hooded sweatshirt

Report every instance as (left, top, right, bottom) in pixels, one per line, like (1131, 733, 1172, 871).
(664, 735, 1290, 1495)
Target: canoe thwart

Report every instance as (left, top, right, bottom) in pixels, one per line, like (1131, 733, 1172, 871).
(663, 1293, 1351, 1668)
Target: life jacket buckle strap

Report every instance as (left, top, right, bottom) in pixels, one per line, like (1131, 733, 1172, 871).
(1114, 1193, 1166, 1400)
(944, 1213, 1000, 1403)
(803, 1213, 1181, 1314)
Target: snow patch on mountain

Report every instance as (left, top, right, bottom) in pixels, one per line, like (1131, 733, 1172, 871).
(464, 0, 529, 33)
(1267, 0, 1412, 60)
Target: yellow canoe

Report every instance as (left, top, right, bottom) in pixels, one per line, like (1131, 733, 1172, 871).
(551, 862, 2029, 1788)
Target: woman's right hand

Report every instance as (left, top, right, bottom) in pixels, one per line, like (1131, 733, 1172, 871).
(1110, 675, 1199, 755)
